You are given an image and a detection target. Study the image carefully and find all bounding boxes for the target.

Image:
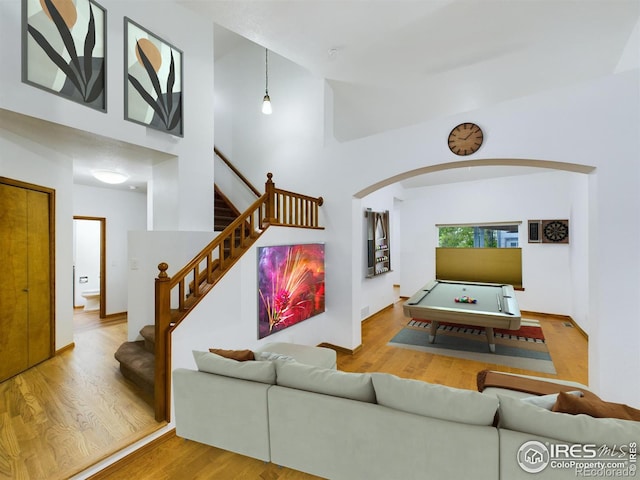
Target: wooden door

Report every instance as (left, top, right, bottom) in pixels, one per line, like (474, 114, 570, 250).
(0, 180, 53, 382)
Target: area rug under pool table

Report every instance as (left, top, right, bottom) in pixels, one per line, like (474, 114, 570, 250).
(388, 318, 556, 374)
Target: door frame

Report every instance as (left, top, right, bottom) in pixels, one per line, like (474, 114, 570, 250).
(73, 216, 106, 318)
(0, 176, 56, 355)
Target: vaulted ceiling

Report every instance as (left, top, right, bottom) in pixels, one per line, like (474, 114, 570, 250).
(183, 0, 639, 141)
(6, 1, 638, 191)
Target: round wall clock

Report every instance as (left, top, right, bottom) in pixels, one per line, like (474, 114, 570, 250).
(448, 122, 483, 156)
(543, 220, 569, 243)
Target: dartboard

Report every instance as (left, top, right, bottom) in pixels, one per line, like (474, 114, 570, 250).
(543, 220, 569, 243)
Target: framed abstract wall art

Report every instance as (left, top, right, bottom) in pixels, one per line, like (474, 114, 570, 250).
(257, 243, 325, 339)
(23, 0, 107, 111)
(124, 17, 183, 136)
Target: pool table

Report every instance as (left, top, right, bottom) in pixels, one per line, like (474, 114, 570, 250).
(403, 280, 521, 353)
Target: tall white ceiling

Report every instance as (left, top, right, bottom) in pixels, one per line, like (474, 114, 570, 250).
(6, 1, 638, 191)
(184, 0, 640, 141)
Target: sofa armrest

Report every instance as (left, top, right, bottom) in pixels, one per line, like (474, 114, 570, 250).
(478, 370, 590, 400)
(173, 368, 272, 461)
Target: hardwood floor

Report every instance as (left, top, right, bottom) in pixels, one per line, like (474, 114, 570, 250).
(94, 298, 588, 479)
(337, 303, 588, 389)
(0, 311, 161, 480)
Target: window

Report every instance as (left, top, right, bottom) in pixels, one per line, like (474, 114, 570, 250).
(438, 223, 520, 248)
(435, 222, 523, 288)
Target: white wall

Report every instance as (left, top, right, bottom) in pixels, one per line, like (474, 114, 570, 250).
(214, 28, 640, 404)
(332, 71, 639, 404)
(0, 0, 215, 349)
(359, 183, 404, 320)
(2, 0, 638, 407)
(127, 230, 218, 342)
(213, 40, 326, 189)
(213, 40, 355, 348)
(73, 184, 146, 314)
(0, 127, 75, 350)
(171, 226, 327, 370)
(0, 0, 215, 232)
(214, 153, 259, 214)
(398, 170, 589, 327)
(568, 172, 591, 334)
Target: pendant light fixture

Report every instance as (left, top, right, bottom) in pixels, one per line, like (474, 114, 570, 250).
(261, 48, 272, 115)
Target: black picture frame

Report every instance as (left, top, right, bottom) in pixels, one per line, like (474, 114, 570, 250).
(22, 0, 107, 112)
(124, 17, 183, 137)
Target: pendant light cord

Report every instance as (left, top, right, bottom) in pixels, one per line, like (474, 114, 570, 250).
(265, 48, 269, 95)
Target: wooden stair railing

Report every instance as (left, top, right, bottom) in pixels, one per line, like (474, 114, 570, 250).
(153, 173, 323, 421)
(265, 173, 324, 228)
(215, 146, 261, 197)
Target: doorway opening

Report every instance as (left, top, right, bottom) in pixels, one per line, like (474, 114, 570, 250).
(73, 217, 106, 320)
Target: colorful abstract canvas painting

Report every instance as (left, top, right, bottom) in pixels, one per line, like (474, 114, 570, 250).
(258, 244, 325, 339)
(124, 17, 183, 136)
(23, 0, 106, 111)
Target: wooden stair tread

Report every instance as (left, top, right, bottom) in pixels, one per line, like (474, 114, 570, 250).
(214, 186, 240, 231)
(140, 325, 155, 342)
(114, 341, 155, 394)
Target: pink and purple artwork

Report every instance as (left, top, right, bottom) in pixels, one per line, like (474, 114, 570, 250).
(258, 243, 325, 339)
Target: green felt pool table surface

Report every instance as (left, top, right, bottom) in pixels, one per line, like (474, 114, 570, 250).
(403, 280, 521, 348)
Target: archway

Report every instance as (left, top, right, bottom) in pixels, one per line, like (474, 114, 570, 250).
(353, 157, 595, 360)
(354, 158, 595, 198)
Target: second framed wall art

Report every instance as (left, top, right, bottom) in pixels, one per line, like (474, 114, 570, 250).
(124, 17, 183, 136)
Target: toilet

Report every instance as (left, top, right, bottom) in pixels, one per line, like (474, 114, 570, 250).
(81, 289, 100, 311)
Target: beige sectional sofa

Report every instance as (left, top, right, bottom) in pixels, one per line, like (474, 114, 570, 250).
(173, 345, 639, 480)
(482, 376, 640, 479)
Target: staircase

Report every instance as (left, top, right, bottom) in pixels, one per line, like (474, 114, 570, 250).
(114, 325, 155, 396)
(214, 186, 241, 231)
(114, 186, 244, 396)
(114, 167, 324, 422)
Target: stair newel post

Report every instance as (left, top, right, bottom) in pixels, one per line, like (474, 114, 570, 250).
(316, 196, 324, 229)
(154, 262, 171, 422)
(264, 172, 276, 226)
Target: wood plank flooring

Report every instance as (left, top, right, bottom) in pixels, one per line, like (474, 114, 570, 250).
(0, 311, 161, 480)
(95, 298, 588, 480)
(338, 304, 588, 389)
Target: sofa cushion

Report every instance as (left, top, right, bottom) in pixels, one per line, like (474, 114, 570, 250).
(372, 373, 498, 426)
(274, 360, 376, 403)
(209, 348, 255, 361)
(552, 391, 640, 421)
(255, 342, 337, 369)
(255, 351, 296, 362)
(497, 393, 640, 445)
(193, 350, 276, 384)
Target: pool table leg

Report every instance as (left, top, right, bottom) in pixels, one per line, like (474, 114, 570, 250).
(486, 327, 496, 353)
(428, 321, 439, 344)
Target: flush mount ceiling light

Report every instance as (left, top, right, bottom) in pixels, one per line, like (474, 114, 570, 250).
(261, 48, 272, 115)
(92, 169, 129, 184)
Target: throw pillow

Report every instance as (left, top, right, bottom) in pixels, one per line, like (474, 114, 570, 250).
(552, 391, 640, 421)
(193, 350, 276, 384)
(372, 373, 498, 426)
(521, 390, 583, 410)
(274, 360, 376, 403)
(209, 348, 255, 361)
